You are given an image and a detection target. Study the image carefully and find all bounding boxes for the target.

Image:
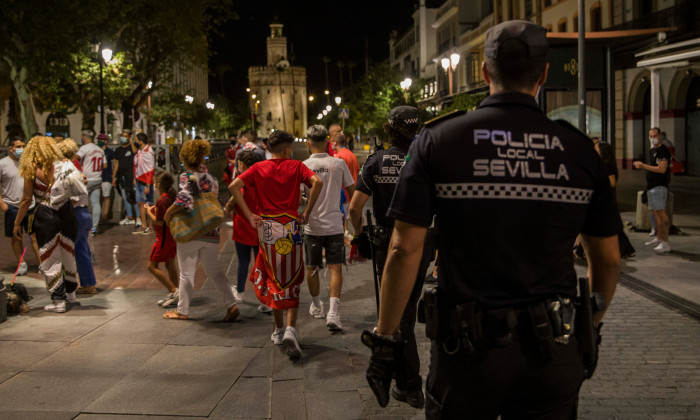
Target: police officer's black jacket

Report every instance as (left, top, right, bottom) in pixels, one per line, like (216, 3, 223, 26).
(356, 144, 410, 228)
(388, 92, 621, 309)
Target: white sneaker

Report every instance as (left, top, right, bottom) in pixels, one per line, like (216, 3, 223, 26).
(161, 289, 179, 307)
(232, 286, 244, 304)
(645, 238, 661, 246)
(271, 328, 284, 345)
(258, 304, 273, 313)
(66, 291, 77, 304)
(648, 229, 657, 236)
(44, 299, 67, 313)
(326, 311, 342, 331)
(119, 218, 135, 225)
(309, 301, 325, 319)
(17, 262, 28, 276)
(653, 242, 671, 253)
(283, 326, 302, 358)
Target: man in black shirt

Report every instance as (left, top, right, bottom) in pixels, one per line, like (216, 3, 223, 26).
(634, 127, 671, 252)
(364, 21, 621, 419)
(112, 130, 140, 226)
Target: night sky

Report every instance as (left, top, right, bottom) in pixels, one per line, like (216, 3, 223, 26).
(208, 0, 420, 106)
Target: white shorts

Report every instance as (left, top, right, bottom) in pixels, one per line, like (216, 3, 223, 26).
(101, 181, 113, 197)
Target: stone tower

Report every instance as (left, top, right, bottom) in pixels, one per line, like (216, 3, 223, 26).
(248, 19, 307, 138)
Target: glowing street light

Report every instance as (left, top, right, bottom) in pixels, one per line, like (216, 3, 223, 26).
(324, 90, 329, 95)
(246, 88, 251, 92)
(206, 102, 215, 110)
(309, 95, 314, 102)
(251, 94, 257, 99)
(334, 96, 341, 106)
(325, 105, 332, 112)
(400, 77, 412, 103)
(185, 95, 194, 103)
(441, 53, 460, 95)
(101, 48, 113, 63)
(322, 109, 328, 116)
(317, 113, 323, 120)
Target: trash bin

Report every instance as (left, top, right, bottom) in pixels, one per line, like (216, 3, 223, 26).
(0, 275, 7, 324)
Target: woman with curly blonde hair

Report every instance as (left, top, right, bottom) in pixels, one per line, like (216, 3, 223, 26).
(57, 139, 98, 294)
(162, 138, 239, 321)
(14, 136, 87, 313)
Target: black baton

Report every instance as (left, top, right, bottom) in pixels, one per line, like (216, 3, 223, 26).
(366, 209, 380, 314)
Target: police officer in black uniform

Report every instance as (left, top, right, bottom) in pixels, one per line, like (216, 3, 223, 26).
(361, 21, 622, 418)
(349, 106, 432, 409)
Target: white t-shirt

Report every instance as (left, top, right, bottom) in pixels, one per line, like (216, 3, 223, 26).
(76, 142, 106, 181)
(302, 153, 354, 236)
(0, 156, 24, 207)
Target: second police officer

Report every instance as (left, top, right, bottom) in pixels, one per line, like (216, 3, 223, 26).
(349, 106, 434, 409)
(361, 21, 621, 418)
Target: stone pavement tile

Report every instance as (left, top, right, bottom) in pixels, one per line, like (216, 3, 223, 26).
(210, 376, 271, 418)
(301, 343, 351, 370)
(271, 343, 304, 380)
(136, 345, 257, 377)
(0, 313, 116, 343)
(0, 371, 124, 412)
(170, 312, 271, 348)
(84, 373, 234, 416)
(305, 390, 364, 420)
(1, 412, 78, 420)
(303, 365, 356, 392)
(78, 309, 194, 344)
(76, 415, 200, 420)
(26, 342, 164, 375)
(242, 343, 273, 377)
(271, 379, 306, 420)
(0, 341, 67, 383)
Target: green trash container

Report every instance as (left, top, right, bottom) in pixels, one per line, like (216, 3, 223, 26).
(0, 275, 7, 324)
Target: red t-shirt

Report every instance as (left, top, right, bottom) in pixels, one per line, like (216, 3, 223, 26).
(238, 158, 314, 215)
(155, 193, 174, 240)
(233, 185, 259, 246)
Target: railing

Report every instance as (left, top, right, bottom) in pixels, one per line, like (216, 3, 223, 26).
(436, 0, 457, 20)
(609, 1, 699, 35)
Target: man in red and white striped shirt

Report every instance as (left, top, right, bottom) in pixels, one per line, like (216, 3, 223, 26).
(133, 132, 155, 234)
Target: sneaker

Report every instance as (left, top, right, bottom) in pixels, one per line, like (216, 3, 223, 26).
(283, 326, 302, 359)
(66, 291, 77, 304)
(271, 328, 284, 345)
(649, 228, 657, 236)
(326, 311, 342, 331)
(140, 227, 152, 235)
(157, 292, 171, 305)
(17, 261, 28, 276)
(161, 289, 179, 307)
(653, 242, 671, 253)
(44, 299, 67, 313)
(119, 218, 135, 225)
(258, 304, 273, 314)
(91, 229, 97, 237)
(391, 385, 425, 409)
(309, 301, 325, 319)
(645, 238, 661, 246)
(232, 286, 244, 304)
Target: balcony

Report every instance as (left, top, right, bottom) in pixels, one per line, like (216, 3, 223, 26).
(609, 1, 700, 40)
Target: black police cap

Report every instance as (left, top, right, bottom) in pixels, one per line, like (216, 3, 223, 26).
(484, 20, 549, 59)
(388, 106, 419, 126)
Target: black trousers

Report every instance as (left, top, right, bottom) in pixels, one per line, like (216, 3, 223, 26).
(374, 230, 434, 391)
(425, 334, 584, 419)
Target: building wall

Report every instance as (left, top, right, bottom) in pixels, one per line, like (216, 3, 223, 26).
(249, 66, 307, 138)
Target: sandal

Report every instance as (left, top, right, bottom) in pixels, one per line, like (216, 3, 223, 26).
(223, 305, 240, 322)
(163, 309, 188, 320)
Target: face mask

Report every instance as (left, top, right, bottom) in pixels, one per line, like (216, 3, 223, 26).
(120, 137, 128, 144)
(13, 148, 23, 159)
(650, 137, 660, 146)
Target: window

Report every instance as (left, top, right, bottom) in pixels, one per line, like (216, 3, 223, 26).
(467, 52, 481, 85)
(590, 2, 602, 31)
(525, 0, 533, 17)
(545, 24, 553, 32)
(573, 12, 578, 32)
(558, 18, 567, 32)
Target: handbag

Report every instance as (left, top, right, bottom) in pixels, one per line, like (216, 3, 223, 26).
(168, 173, 224, 243)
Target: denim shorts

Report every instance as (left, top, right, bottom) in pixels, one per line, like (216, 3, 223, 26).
(303, 234, 345, 267)
(135, 182, 154, 204)
(647, 186, 668, 211)
(4, 205, 29, 237)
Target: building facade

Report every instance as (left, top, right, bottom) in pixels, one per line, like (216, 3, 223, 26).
(395, 0, 700, 175)
(248, 21, 308, 138)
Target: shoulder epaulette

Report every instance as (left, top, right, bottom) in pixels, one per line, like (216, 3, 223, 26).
(553, 119, 593, 143)
(424, 110, 466, 128)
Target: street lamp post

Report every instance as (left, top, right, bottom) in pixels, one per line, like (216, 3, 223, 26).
(400, 77, 412, 103)
(441, 53, 460, 96)
(334, 96, 344, 130)
(96, 46, 112, 134)
(147, 81, 153, 142)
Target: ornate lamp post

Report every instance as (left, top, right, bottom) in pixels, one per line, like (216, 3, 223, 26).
(94, 44, 112, 134)
(400, 77, 412, 103)
(441, 52, 460, 96)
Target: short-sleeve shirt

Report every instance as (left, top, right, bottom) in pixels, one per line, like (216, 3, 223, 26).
(302, 153, 355, 236)
(356, 145, 410, 227)
(0, 156, 24, 207)
(233, 183, 259, 246)
(388, 92, 621, 308)
(238, 158, 314, 216)
(102, 147, 115, 182)
(114, 145, 134, 176)
(76, 143, 106, 181)
(646, 144, 671, 190)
